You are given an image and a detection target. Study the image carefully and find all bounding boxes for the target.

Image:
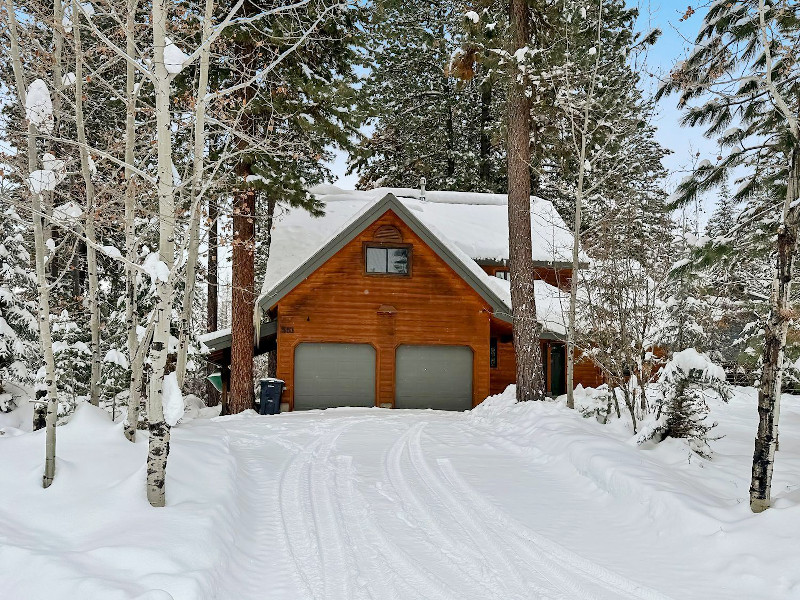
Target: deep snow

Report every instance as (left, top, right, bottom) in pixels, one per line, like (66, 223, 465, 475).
(0, 387, 798, 599)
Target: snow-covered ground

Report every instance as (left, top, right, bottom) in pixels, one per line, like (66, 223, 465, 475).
(0, 386, 798, 599)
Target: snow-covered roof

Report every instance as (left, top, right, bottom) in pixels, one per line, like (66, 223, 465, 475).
(198, 328, 231, 352)
(484, 277, 569, 337)
(260, 185, 579, 300)
(257, 190, 571, 336)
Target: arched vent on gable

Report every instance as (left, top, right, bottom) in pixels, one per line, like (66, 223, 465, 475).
(374, 225, 403, 243)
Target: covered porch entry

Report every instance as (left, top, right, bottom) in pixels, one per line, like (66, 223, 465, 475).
(489, 317, 567, 397)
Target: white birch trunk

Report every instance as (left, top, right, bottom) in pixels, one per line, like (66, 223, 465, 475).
(123, 0, 141, 441)
(147, 0, 176, 507)
(566, 145, 585, 410)
(175, 0, 214, 388)
(750, 149, 800, 512)
(46, 0, 64, 263)
(6, 0, 60, 487)
(749, 0, 800, 513)
(72, 0, 102, 406)
(565, 3, 602, 410)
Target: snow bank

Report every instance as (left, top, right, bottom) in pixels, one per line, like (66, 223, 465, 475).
(469, 386, 800, 532)
(1, 387, 799, 598)
(468, 384, 518, 416)
(0, 402, 241, 598)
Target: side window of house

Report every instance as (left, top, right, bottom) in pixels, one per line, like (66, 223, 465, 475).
(365, 246, 411, 275)
(495, 270, 510, 281)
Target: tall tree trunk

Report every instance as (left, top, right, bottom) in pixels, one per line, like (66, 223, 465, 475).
(565, 7, 601, 410)
(206, 193, 220, 405)
(479, 79, 492, 188)
(73, 0, 102, 406)
(446, 105, 455, 180)
(228, 7, 257, 415)
(6, 0, 60, 487)
(507, 0, 545, 402)
(175, 0, 214, 389)
(47, 0, 64, 281)
(262, 196, 277, 378)
(229, 181, 256, 414)
(750, 147, 800, 512)
(123, 0, 141, 441)
(565, 115, 589, 411)
(147, 0, 176, 507)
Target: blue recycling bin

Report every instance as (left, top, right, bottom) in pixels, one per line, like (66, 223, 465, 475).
(257, 378, 285, 415)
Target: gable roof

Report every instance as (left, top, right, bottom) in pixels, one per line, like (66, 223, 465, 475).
(257, 192, 572, 338)
(257, 193, 515, 323)
(260, 186, 582, 301)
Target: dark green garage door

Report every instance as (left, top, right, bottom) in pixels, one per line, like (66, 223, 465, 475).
(293, 343, 376, 410)
(395, 345, 473, 411)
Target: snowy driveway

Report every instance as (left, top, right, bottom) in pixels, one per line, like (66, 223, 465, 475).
(211, 408, 671, 600)
(2, 391, 799, 599)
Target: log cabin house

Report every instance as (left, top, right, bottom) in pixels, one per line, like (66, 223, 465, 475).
(202, 187, 603, 411)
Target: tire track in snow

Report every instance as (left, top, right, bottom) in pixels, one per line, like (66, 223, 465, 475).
(383, 422, 508, 598)
(277, 419, 378, 600)
(406, 423, 578, 600)
(278, 426, 329, 599)
(437, 457, 676, 600)
(219, 431, 297, 600)
(307, 423, 361, 600)
(334, 455, 453, 600)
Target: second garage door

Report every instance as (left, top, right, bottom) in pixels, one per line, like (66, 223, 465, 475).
(395, 345, 473, 411)
(293, 343, 376, 410)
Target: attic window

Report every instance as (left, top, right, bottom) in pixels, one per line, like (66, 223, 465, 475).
(374, 225, 403, 243)
(365, 244, 411, 275)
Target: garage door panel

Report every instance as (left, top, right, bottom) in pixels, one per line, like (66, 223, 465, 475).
(395, 345, 473, 411)
(294, 343, 376, 410)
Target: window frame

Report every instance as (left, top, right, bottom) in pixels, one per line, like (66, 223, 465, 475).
(363, 242, 413, 277)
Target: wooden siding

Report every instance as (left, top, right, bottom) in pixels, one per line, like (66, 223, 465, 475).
(489, 334, 605, 395)
(573, 350, 605, 388)
(480, 264, 572, 290)
(482, 264, 510, 279)
(535, 267, 572, 290)
(489, 336, 517, 396)
(273, 210, 493, 410)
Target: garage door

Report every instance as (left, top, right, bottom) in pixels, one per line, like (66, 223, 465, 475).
(294, 343, 376, 410)
(395, 345, 473, 411)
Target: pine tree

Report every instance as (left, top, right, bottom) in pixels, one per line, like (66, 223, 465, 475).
(0, 204, 37, 397)
(658, 0, 800, 512)
(505, 0, 546, 402)
(211, 0, 362, 413)
(352, 0, 507, 191)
